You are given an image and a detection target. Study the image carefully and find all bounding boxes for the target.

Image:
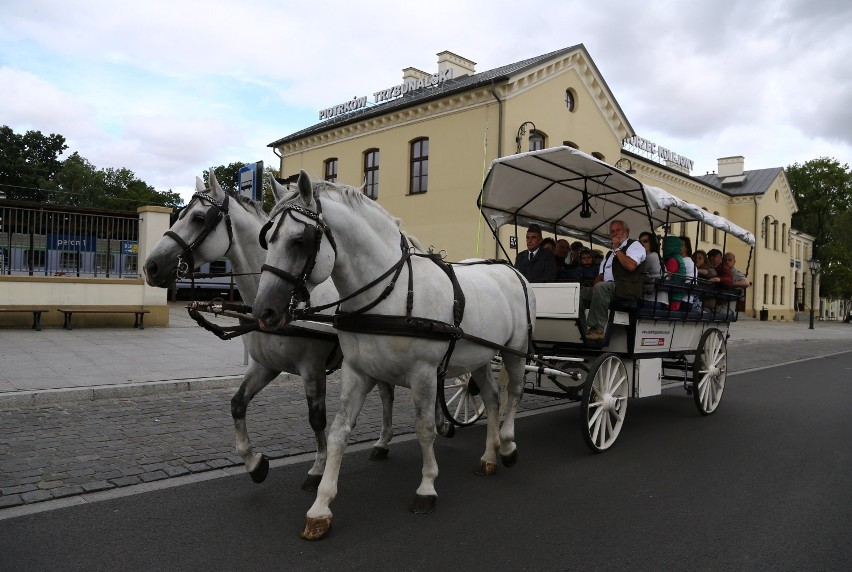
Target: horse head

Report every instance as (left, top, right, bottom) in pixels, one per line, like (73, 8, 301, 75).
(254, 170, 337, 330)
(143, 169, 235, 287)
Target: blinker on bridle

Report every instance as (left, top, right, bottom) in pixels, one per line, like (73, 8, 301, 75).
(163, 191, 234, 279)
(258, 191, 337, 314)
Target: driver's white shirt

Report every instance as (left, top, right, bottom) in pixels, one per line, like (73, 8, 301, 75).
(600, 240, 647, 282)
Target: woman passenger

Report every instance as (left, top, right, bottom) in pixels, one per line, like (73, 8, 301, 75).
(638, 231, 666, 309)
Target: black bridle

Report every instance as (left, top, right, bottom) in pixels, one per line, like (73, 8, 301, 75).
(258, 192, 337, 314)
(164, 192, 234, 279)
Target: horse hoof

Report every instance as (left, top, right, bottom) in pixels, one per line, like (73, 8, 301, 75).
(300, 516, 333, 541)
(474, 460, 497, 476)
(370, 447, 389, 461)
(301, 473, 322, 491)
(439, 423, 456, 439)
(249, 455, 269, 484)
(409, 494, 437, 514)
(501, 448, 519, 468)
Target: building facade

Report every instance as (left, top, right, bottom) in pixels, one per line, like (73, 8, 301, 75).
(269, 45, 814, 320)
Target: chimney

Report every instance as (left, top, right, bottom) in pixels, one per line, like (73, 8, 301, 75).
(402, 67, 431, 82)
(717, 156, 745, 177)
(436, 50, 476, 78)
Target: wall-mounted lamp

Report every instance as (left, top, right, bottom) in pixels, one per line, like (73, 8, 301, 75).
(515, 121, 537, 154)
(614, 158, 637, 174)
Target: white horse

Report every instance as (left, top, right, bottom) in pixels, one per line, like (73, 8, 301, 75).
(142, 170, 400, 489)
(253, 171, 534, 540)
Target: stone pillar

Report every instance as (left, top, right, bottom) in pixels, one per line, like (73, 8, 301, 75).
(138, 205, 173, 313)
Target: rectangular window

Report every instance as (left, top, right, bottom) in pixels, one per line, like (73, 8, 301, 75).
(364, 149, 379, 199)
(410, 138, 429, 194)
(780, 276, 785, 305)
(772, 275, 777, 304)
(324, 158, 338, 183)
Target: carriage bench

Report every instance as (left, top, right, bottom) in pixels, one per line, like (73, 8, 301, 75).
(0, 308, 50, 331)
(57, 308, 150, 330)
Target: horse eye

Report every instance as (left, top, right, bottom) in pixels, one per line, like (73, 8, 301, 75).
(191, 212, 205, 223)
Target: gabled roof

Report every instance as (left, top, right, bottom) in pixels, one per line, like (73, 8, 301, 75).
(695, 168, 784, 197)
(269, 44, 630, 147)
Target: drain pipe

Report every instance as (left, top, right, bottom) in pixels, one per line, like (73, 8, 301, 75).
(490, 80, 505, 259)
(753, 195, 759, 318)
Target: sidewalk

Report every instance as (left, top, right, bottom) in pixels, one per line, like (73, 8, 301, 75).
(2, 305, 850, 404)
(0, 303, 249, 404)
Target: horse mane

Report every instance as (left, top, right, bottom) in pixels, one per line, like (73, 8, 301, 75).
(225, 189, 267, 221)
(269, 179, 403, 230)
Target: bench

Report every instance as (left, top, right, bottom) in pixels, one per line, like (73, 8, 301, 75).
(0, 308, 50, 331)
(57, 308, 150, 330)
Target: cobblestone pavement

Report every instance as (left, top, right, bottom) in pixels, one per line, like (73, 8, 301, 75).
(1, 323, 851, 511)
(0, 372, 568, 510)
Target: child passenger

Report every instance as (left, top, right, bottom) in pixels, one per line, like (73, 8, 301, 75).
(662, 236, 686, 311)
(571, 248, 598, 287)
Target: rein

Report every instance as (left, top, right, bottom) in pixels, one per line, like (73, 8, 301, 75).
(164, 192, 234, 279)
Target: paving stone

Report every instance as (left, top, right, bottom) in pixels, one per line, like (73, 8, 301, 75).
(20, 489, 53, 504)
(0, 494, 23, 508)
(81, 480, 116, 493)
(50, 486, 85, 499)
(139, 470, 168, 483)
(1, 483, 37, 495)
(109, 475, 141, 487)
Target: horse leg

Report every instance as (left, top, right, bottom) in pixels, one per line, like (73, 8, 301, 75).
(369, 381, 394, 461)
(408, 368, 440, 514)
(301, 368, 375, 541)
(496, 353, 525, 467)
(231, 361, 279, 484)
(300, 365, 328, 490)
(470, 363, 502, 476)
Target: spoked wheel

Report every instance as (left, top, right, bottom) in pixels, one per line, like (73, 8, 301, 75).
(693, 328, 727, 415)
(581, 353, 629, 453)
(440, 373, 486, 427)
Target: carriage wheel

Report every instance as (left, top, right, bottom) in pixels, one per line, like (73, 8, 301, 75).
(692, 328, 727, 415)
(581, 353, 629, 453)
(439, 373, 486, 427)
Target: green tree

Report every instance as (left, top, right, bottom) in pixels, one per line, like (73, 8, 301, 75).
(787, 157, 852, 260)
(0, 125, 67, 201)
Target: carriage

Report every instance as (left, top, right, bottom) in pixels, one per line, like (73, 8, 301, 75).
(439, 146, 755, 452)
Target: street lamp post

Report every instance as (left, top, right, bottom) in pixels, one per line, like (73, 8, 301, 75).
(808, 257, 820, 330)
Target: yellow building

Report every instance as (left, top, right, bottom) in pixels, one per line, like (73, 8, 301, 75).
(269, 44, 813, 320)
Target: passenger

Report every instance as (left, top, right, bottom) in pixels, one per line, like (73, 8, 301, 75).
(513, 224, 557, 282)
(591, 249, 604, 268)
(707, 249, 733, 288)
(540, 237, 556, 250)
(584, 220, 646, 341)
(680, 237, 698, 311)
(638, 231, 666, 310)
(553, 239, 572, 279)
(566, 241, 584, 269)
(693, 250, 719, 282)
(570, 248, 598, 287)
(662, 236, 686, 311)
(724, 252, 751, 288)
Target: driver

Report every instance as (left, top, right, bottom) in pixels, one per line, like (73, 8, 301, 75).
(584, 220, 646, 342)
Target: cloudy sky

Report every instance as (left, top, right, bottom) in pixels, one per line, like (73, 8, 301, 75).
(2, 0, 850, 204)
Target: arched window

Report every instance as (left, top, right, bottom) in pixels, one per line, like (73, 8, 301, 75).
(410, 138, 429, 195)
(324, 158, 338, 183)
(363, 148, 379, 199)
(591, 151, 606, 161)
(563, 140, 579, 149)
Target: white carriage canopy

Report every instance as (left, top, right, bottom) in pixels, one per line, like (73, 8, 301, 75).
(478, 146, 755, 247)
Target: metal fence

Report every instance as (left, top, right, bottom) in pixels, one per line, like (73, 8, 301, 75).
(0, 203, 139, 278)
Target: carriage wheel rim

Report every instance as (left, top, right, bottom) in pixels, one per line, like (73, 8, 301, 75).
(585, 355, 628, 450)
(695, 329, 726, 414)
(441, 375, 485, 426)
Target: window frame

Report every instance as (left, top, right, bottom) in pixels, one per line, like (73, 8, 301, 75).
(409, 137, 429, 195)
(324, 158, 338, 183)
(363, 148, 379, 200)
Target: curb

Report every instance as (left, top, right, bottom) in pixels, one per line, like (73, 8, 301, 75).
(0, 375, 246, 406)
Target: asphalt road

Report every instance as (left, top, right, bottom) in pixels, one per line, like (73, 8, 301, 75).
(3, 352, 850, 571)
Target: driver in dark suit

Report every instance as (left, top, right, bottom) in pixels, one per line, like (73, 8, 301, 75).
(514, 224, 556, 282)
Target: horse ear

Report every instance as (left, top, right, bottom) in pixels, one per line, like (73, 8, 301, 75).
(208, 169, 226, 202)
(269, 174, 288, 203)
(297, 170, 313, 205)
(195, 176, 206, 194)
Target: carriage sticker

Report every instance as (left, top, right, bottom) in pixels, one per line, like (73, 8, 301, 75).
(638, 326, 673, 349)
